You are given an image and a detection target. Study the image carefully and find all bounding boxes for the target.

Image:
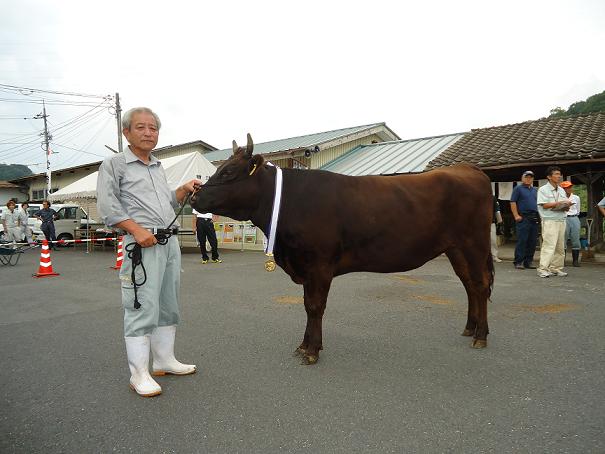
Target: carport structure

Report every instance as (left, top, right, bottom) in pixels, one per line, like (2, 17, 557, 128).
(427, 112, 605, 247)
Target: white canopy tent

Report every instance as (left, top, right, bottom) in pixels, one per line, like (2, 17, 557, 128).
(48, 152, 217, 251)
(49, 151, 217, 201)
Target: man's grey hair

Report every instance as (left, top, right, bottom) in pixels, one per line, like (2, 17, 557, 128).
(122, 107, 162, 131)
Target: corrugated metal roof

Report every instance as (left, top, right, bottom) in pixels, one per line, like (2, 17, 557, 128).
(203, 123, 397, 162)
(320, 133, 467, 176)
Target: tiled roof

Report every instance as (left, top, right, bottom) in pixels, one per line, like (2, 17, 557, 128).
(427, 112, 605, 169)
(321, 133, 465, 176)
(203, 123, 400, 162)
(0, 181, 20, 188)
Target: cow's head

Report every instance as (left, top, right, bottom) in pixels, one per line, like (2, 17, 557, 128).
(190, 133, 266, 221)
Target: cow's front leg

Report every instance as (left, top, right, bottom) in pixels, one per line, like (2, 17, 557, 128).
(296, 276, 332, 365)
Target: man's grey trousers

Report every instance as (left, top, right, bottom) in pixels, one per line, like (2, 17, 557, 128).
(119, 235, 181, 337)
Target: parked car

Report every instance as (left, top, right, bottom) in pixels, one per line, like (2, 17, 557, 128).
(31, 203, 97, 243)
(0, 203, 42, 240)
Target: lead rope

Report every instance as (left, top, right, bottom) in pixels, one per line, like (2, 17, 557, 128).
(125, 190, 197, 309)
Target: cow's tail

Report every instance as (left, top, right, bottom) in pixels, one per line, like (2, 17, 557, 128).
(486, 251, 495, 302)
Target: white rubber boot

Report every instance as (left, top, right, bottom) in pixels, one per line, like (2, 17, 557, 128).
(151, 325, 197, 376)
(125, 336, 162, 397)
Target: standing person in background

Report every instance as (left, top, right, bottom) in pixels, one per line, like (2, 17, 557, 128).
(1, 200, 21, 243)
(510, 170, 539, 270)
(560, 181, 581, 267)
(34, 200, 58, 250)
(491, 196, 503, 262)
(537, 166, 572, 278)
(192, 208, 221, 264)
(18, 202, 35, 244)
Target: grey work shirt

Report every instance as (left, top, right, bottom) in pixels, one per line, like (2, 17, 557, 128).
(18, 209, 29, 230)
(1, 208, 20, 228)
(96, 146, 180, 229)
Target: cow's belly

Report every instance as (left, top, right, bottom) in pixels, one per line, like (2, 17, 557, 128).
(334, 248, 444, 276)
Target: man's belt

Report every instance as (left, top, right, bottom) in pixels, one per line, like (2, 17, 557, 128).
(151, 227, 179, 235)
(567, 214, 579, 217)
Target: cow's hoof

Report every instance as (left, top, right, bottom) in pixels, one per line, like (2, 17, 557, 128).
(301, 354, 318, 365)
(293, 347, 306, 357)
(461, 328, 474, 337)
(471, 339, 487, 348)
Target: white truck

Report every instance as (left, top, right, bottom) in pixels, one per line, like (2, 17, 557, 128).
(0, 203, 96, 242)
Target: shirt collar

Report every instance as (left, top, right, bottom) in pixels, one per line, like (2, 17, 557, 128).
(125, 145, 161, 166)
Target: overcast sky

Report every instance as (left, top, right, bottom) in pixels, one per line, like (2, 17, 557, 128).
(1, 0, 604, 174)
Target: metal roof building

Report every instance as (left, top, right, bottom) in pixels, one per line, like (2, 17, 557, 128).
(203, 123, 400, 165)
(320, 132, 466, 176)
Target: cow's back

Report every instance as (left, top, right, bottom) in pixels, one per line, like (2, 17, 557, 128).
(276, 164, 492, 277)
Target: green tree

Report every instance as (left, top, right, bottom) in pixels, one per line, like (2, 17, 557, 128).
(0, 163, 33, 180)
(549, 90, 605, 118)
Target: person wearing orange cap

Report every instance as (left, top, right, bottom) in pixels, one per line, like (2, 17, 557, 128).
(561, 181, 581, 267)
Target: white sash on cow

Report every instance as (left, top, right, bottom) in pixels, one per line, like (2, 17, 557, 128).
(265, 163, 283, 264)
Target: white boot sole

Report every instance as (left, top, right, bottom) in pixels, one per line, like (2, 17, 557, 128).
(129, 383, 162, 397)
(152, 367, 197, 376)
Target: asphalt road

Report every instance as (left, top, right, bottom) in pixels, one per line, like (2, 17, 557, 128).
(1, 246, 604, 453)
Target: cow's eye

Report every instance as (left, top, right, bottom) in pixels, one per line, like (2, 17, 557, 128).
(220, 168, 238, 182)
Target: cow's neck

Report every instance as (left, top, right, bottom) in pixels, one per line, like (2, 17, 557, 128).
(249, 166, 281, 238)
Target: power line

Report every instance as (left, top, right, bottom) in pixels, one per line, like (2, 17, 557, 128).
(0, 97, 109, 107)
(52, 116, 113, 168)
(50, 101, 111, 130)
(0, 137, 42, 155)
(0, 83, 110, 99)
(52, 142, 106, 157)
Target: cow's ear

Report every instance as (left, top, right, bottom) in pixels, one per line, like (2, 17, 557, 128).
(248, 154, 264, 176)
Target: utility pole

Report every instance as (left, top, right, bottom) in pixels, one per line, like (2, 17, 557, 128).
(34, 100, 52, 198)
(115, 92, 123, 152)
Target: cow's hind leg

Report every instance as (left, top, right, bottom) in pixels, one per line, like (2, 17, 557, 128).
(445, 248, 492, 348)
(295, 275, 332, 365)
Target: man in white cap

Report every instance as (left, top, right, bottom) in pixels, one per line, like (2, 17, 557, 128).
(97, 107, 201, 397)
(510, 170, 539, 269)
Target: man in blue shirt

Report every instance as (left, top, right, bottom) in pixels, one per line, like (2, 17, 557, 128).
(34, 201, 58, 250)
(510, 170, 539, 269)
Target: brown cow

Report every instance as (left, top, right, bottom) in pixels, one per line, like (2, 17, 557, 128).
(191, 134, 494, 365)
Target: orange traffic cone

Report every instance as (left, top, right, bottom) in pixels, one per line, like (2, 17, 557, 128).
(33, 239, 60, 278)
(110, 236, 124, 270)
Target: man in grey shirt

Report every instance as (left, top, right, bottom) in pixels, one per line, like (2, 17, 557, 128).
(2, 200, 22, 243)
(97, 107, 201, 398)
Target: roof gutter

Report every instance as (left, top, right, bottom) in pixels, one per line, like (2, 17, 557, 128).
(479, 155, 605, 170)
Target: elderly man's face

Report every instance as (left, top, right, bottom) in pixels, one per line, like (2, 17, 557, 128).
(123, 112, 159, 153)
(548, 171, 562, 185)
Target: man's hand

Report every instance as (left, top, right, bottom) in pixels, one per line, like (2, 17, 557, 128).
(115, 219, 157, 248)
(133, 226, 157, 248)
(176, 179, 203, 203)
(514, 215, 523, 222)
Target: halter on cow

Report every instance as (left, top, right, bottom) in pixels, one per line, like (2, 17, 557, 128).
(191, 134, 495, 365)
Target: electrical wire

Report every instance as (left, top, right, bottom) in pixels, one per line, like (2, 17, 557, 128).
(52, 143, 106, 158)
(0, 97, 109, 107)
(0, 83, 111, 99)
(49, 101, 111, 132)
(53, 117, 113, 168)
